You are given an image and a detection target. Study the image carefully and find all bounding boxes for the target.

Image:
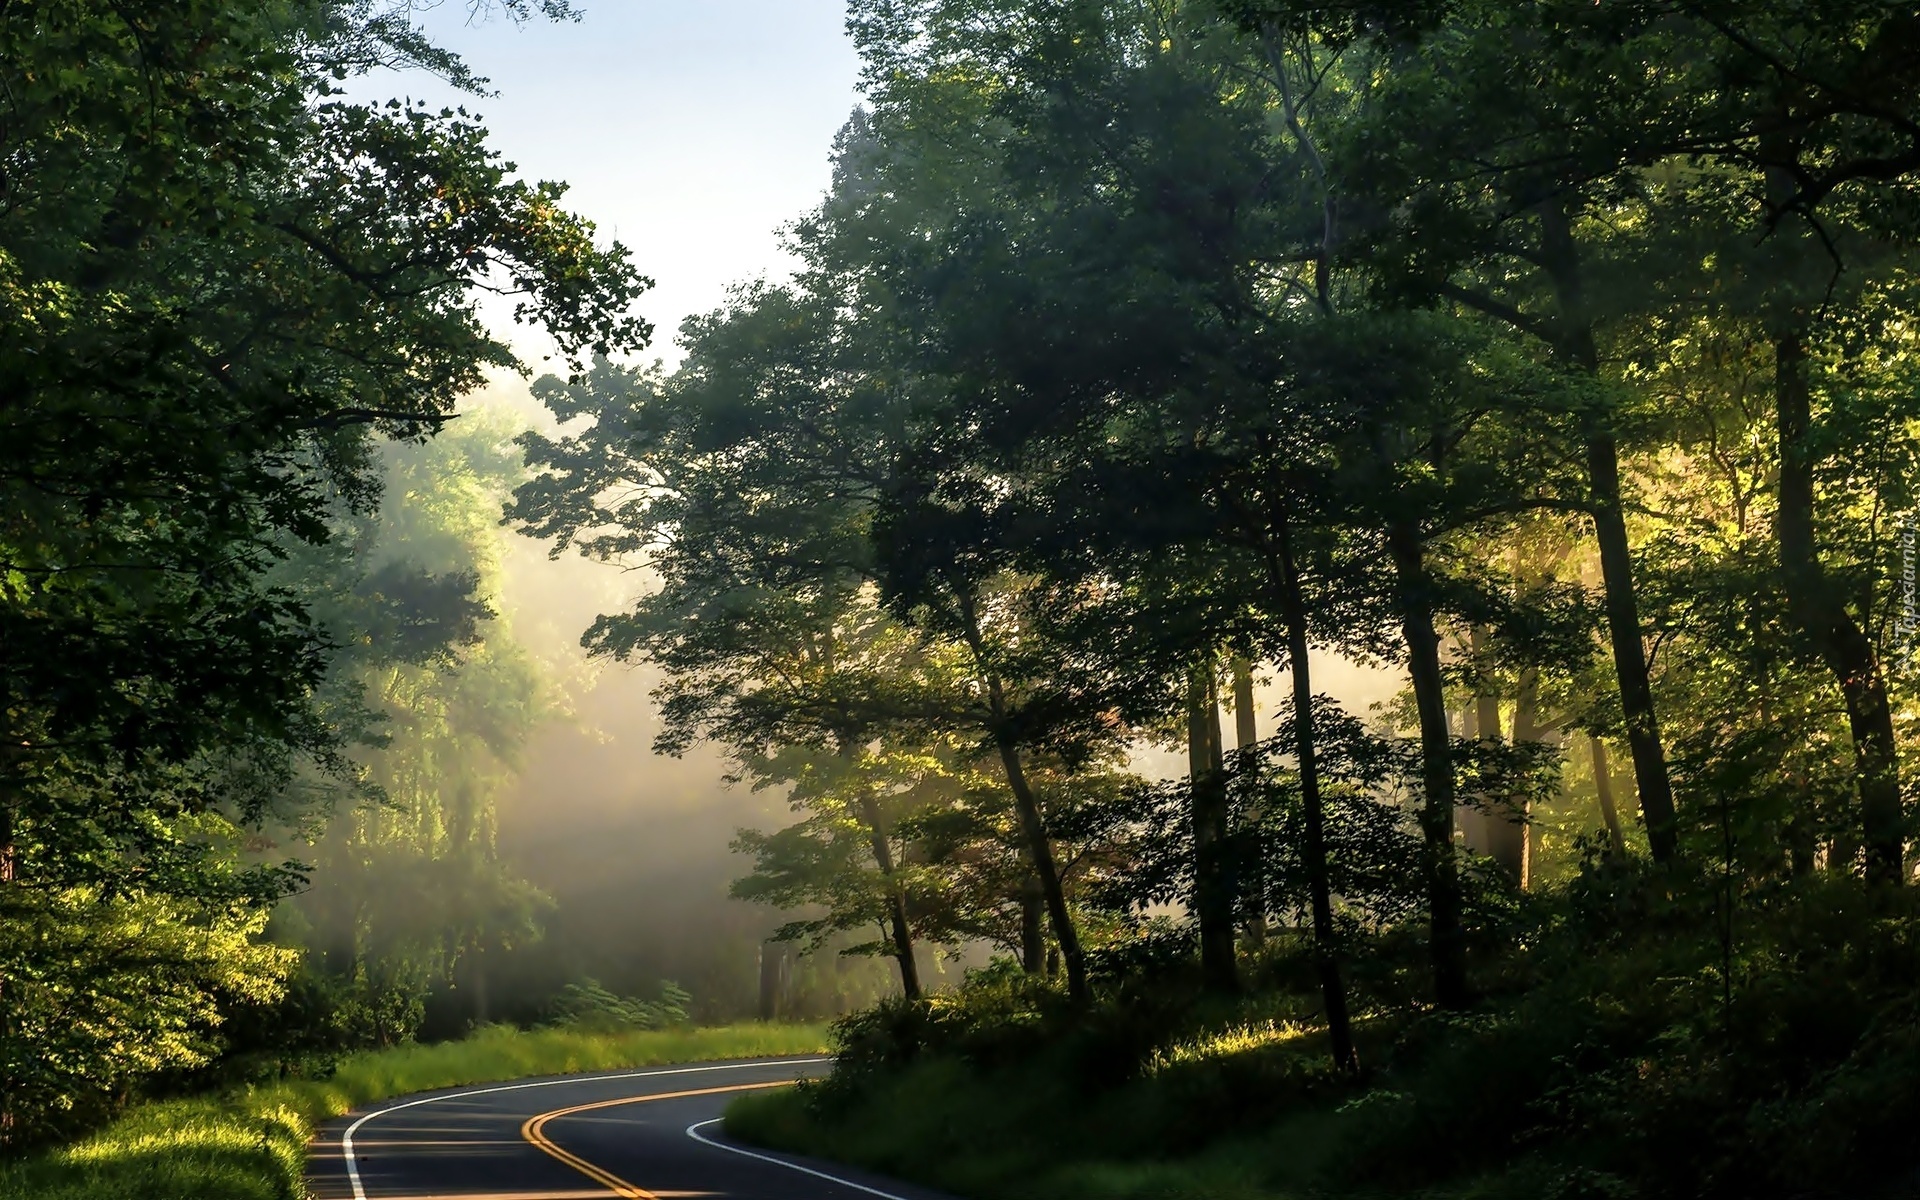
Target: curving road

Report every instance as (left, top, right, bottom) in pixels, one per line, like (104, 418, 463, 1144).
(307, 1056, 956, 1200)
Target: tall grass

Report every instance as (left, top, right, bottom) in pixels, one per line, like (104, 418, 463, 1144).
(0, 1023, 828, 1200)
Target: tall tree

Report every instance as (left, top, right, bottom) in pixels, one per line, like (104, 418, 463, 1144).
(0, 0, 642, 1139)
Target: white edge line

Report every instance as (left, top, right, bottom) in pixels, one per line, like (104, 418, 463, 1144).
(686, 1117, 918, 1200)
(338, 1056, 830, 1200)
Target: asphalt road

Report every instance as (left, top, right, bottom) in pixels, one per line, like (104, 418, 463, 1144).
(307, 1056, 958, 1200)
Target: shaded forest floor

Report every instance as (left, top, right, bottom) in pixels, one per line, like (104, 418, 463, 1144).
(727, 870, 1920, 1200)
(0, 1023, 827, 1200)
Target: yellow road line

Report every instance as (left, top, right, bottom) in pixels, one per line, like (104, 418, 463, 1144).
(520, 1081, 795, 1199)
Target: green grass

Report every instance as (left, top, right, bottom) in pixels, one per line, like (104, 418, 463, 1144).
(721, 875, 1920, 1200)
(726, 1054, 1303, 1200)
(722, 1047, 1545, 1200)
(0, 1022, 829, 1200)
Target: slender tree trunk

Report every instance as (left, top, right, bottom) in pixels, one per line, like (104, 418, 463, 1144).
(1274, 515, 1358, 1072)
(1189, 659, 1239, 993)
(1467, 625, 1516, 873)
(857, 793, 922, 999)
(1538, 201, 1680, 864)
(1232, 656, 1269, 946)
(468, 949, 490, 1025)
(998, 729, 1090, 998)
(1590, 736, 1628, 859)
(1775, 331, 1905, 884)
(1451, 698, 1487, 854)
(1785, 797, 1818, 879)
(1020, 877, 1045, 974)
(1508, 666, 1549, 889)
(1585, 435, 1678, 864)
(0, 788, 13, 887)
(955, 591, 1090, 1005)
(1388, 522, 1473, 1010)
(757, 942, 785, 1021)
(1232, 656, 1259, 753)
(991, 728, 1088, 1004)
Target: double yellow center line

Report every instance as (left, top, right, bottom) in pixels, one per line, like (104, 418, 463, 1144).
(519, 1081, 795, 1199)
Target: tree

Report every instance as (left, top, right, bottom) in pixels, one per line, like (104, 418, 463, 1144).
(0, 0, 643, 1137)
(286, 418, 553, 1042)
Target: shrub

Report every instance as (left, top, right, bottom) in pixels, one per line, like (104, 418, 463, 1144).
(541, 979, 693, 1032)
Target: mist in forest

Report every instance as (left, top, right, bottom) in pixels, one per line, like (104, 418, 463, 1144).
(486, 535, 794, 1020)
(474, 458, 1403, 1023)
(417, 417, 895, 1027)
(17, 6, 1920, 1196)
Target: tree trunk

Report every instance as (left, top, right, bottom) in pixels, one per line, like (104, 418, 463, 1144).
(955, 592, 1090, 1004)
(1775, 331, 1905, 884)
(1232, 656, 1268, 946)
(857, 793, 922, 999)
(1274, 514, 1358, 1072)
(1467, 625, 1514, 872)
(1, 792, 15, 886)
(475, 951, 492, 1025)
(1232, 655, 1259, 754)
(1020, 877, 1045, 974)
(1586, 436, 1679, 864)
(1388, 522, 1473, 1010)
(1451, 698, 1487, 854)
(0, 789, 14, 1147)
(1786, 804, 1817, 879)
(1189, 659, 1239, 993)
(1537, 200, 1680, 864)
(1507, 666, 1549, 889)
(1590, 735, 1628, 858)
(757, 942, 788, 1021)
(988, 700, 1089, 1005)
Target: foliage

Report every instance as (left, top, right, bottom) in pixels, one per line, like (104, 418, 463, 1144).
(0, 883, 296, 1147)
(284, 416, 554, 1047)
(730, 873, 1920, 1200)
(492, 1, 1920, 1197)
(541, 979, 693, 1032)
(0, 0, 643, 1143)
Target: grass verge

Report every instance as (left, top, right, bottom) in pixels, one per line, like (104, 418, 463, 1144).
(0, 1022, 829, 1200)
(723, 874, 1920, 1200)
(722, 1038, 1560, 1200)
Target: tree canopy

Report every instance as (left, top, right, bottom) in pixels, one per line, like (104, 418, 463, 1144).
(1, 0, 643, 1144)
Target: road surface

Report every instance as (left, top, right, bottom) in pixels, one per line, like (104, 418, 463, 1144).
(307, 1055, 957, 1200)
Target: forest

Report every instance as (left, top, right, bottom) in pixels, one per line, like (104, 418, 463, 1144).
(6, 2, 1920, 1199)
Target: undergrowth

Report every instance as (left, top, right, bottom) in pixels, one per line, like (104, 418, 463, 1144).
(727, 870, 1920, 1200)
(0, 1022, 828, 1200)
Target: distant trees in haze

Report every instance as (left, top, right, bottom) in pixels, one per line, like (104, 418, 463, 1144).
(278, 420, 554, 1048)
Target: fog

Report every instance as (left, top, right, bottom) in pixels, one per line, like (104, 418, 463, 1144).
(490, 535, 772, 1015)
(440, 478, 894, 1023)
(475, 478, 1402, 1019)
(364, 3, 1415, 1024)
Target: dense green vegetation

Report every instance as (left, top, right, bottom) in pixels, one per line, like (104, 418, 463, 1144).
(728, 872, 1920, 1198)
(10, 0, 1920, 1195)
(0, 0, 651, 1149)
(506, 2, 1920, 1197)
(0, 1022, 826, 1200)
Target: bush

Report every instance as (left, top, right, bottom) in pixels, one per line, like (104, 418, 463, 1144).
(0, 889, 295, 1150)
(541, 979, 693, 1032)
(728, 868, 1920, 1200)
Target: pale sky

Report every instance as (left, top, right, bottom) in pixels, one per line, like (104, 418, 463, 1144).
(375, 1, 864, 366)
